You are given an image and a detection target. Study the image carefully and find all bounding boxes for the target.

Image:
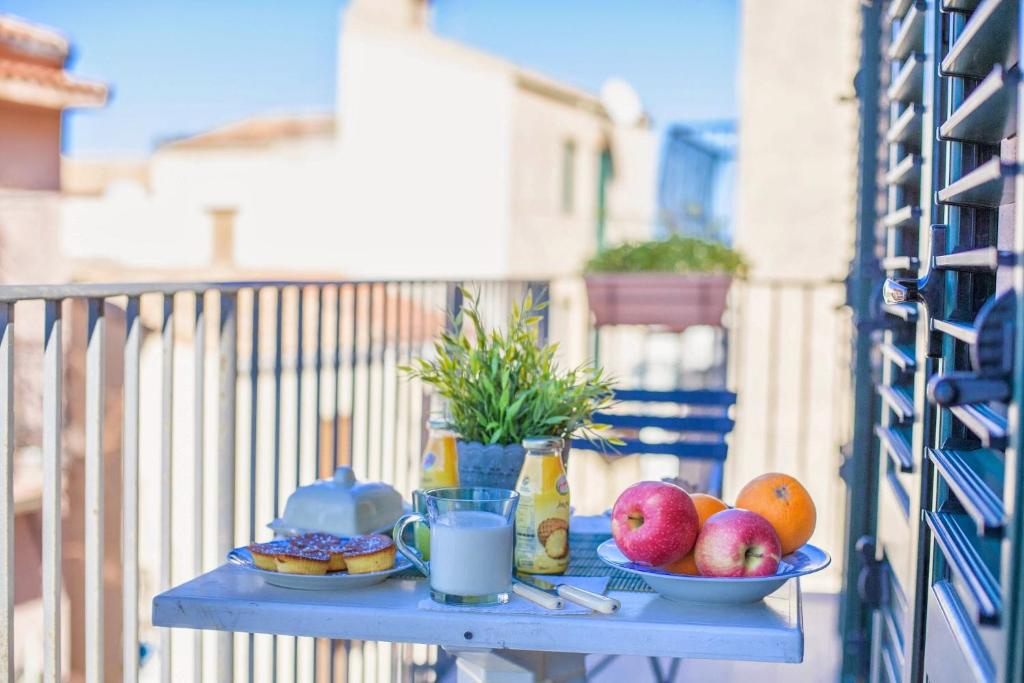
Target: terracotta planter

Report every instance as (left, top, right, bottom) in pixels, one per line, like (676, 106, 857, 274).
(584, 272, 732, 331)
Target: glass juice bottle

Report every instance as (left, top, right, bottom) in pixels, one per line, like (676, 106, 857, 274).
(420, 417, 459, 490)
(514, 436, 570, 574)
(415, 417, 459, 559)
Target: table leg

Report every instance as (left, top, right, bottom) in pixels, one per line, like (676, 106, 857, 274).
(448, 648, 587, 683)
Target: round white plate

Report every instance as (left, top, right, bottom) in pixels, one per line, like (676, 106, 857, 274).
(597, 539, 830, 604)
(227, 545, 411, 591)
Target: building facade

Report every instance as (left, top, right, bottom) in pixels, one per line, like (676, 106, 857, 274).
(60, 0, 655, 282)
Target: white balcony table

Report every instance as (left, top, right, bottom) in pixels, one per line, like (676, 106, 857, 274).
(153, 559, 803, 681)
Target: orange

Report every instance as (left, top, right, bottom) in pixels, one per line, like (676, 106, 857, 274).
(691, 493, 728, 526)
(662, 552, 699, 575)
(662, 493, 728, 575)
(734, 473, 816, 555)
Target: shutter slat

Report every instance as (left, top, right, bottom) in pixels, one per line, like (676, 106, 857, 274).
(931, 318, 979, 345)
(886, 154, 923, 187)
(887, 103, 923, 145)
(949, 403, 1008, 449)
(878, 341, 917, 371)
(939, 65, 1018, 144)
(883, 204, 921, 229)
(878, 385, 916, 421)
(887, 53, 926, 102)
(876, 425, 914, 472)
(924, 512, 1001, 624)
(888, 3, 926, 61)
(940, 0, 1018, 78)
(928, 448, 1006, 536)
(936, 158, 1013, 208)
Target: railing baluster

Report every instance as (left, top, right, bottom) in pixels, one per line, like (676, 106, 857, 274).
(312, 287, 324, 683)
(363, 284, 375, 479)
(248, 288, 261, 544)
(216, 292, 237, 683)
(0, 303, 13, 683)
(391, 283, 407, 495)
(247, 288, 260, 683)
(292, 286, 303, 683)
(160, 294, 175, 683)
(294, 286, 304, 490)
(272, 288, 284, 679)
(330, 285, 345, 683)
(347, 285, 359, 470)
(313, 286, 323, 479)
(333, 285, 343, 469)
(42, 299, 62, 683)
(123, 296, 141, 683)
(273, 287, 284, 516)
(380, 284, 391, 486)
(85, 298, 106, 683)
(193, 292, 205, 683)
(764, 285, 782, 471)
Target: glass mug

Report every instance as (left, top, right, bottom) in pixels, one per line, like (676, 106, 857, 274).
(394, 487, 519, 605)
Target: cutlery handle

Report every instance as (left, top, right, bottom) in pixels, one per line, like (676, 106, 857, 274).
(513, 582, 563, 610)
(557, 585, 620, 614)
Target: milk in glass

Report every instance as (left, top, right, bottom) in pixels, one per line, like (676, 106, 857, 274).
(429, 510, 513, 596)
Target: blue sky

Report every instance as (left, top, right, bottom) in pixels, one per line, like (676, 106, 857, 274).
(4, 0, 738, 158)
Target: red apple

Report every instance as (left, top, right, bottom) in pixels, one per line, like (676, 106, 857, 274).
(611, 481, 699, 566)
(694, 509, 782, 577)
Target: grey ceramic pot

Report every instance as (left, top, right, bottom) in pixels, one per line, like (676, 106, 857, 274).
(456, 441, 526, 490)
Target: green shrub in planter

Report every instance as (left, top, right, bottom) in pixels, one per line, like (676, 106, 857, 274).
(402, 288, 619, 487)
(584, 234, 746, 275)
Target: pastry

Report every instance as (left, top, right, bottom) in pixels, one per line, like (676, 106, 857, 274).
(290, 532, 348, 572)
(274, 548, 331, 575)
(341, 534, 396, 574)
(248, 541, 289, 571)
(537, 518, 569, 560)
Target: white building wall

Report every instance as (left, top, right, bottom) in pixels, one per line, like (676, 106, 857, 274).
(729, 0, 862, 591)
(60, 133, 339, 271)
(506, 89, 655, 280)
(335, 19, 513, 279)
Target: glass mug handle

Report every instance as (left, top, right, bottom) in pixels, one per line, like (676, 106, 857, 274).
(393, 514, 429, 577)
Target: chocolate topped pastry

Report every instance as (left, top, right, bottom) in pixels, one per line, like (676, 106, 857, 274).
(274, 547, 331, 575)
(289, 533, 347, 571)
(341, 534, 396, 574)
(248, 540, 290, 571)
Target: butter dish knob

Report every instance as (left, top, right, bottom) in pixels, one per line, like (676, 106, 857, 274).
(333, 466, 356, 487)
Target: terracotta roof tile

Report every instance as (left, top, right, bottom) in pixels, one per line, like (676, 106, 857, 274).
(0, 15, 68, 58)
(0, 58, 105, 96)
(163, 113, 336, 149)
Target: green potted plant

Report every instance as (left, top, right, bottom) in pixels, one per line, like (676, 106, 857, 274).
(584, 235, 746, 331)
(403, 288, 617, 489)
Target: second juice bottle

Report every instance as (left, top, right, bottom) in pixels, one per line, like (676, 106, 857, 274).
(514, 436, 570, 574)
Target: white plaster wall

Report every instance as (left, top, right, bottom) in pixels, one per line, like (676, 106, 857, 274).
(729, 0, 863, 591)
(60, 134, 338, 270)
(506, 89, 656, 279)
(335, 21, 513, 278)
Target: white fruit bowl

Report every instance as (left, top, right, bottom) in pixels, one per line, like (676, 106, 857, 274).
(597, 539, 830, 604)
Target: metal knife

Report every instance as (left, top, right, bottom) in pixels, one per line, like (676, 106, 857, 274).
(515, 573, 620, 614)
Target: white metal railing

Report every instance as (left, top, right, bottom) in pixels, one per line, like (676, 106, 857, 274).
(0, 278, 545, 683)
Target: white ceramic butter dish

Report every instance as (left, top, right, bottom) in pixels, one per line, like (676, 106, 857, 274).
(269, 466, 403, 537)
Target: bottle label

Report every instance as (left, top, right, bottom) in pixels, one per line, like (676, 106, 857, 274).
(515, 455, 570, 574)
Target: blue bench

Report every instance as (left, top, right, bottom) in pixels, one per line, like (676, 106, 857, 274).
(571, 388, 737, 496)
